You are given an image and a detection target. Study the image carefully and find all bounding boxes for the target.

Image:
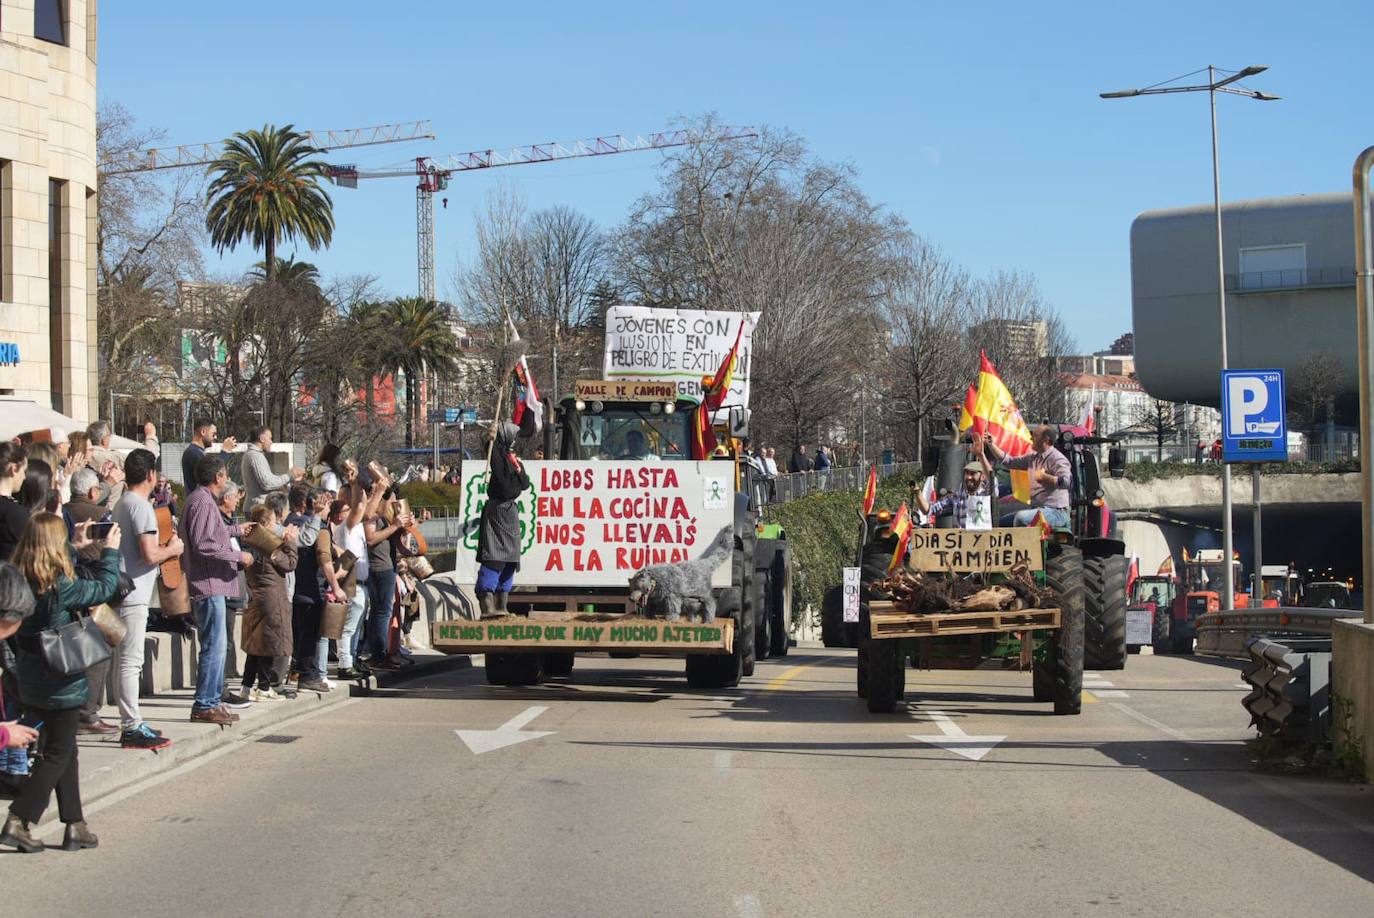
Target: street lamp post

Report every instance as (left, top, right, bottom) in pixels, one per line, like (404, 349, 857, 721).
(1101, 65, 1279, 610)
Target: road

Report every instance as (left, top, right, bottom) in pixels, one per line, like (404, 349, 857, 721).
(5, 650, 1374, 917)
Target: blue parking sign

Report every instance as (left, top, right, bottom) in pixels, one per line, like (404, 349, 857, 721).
(1221, 369, 1286, 463)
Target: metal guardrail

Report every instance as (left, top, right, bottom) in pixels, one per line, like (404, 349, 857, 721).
(1225, 265, 1356, 292)
(758, 461, 922, 506)
(1194, 607, 1350, 660)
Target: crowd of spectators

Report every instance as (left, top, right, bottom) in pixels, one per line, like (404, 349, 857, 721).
(0, 419, 429, 853)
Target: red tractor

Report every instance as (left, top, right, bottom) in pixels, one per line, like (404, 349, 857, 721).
(1126, 572, 1177, 654)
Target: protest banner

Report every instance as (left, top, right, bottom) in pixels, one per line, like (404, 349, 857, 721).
(602, 305, 760, 407)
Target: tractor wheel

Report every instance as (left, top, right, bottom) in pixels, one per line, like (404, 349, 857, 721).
(865, 629, 906, 714)
(754, 571, 772, 662)
(542, 652, 575, 677)
(821, 585, 845, 647)
(1151, 607, 1171, 655)
(1084, 554, 1127, 671)
(1044, 542, 1085, 716)
(686, 588, 745, 689)
(486, 652, 545, 686)
(1171, 629, 1194, 655)
(736, 545, 758, 675)
(769, 545, 792, 657)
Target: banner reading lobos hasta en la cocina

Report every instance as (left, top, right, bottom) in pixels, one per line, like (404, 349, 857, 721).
(455, 461, 735, 589)
(602, 305, 761, 407)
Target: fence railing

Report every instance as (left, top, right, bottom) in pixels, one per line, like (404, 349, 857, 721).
(757, 461, 922, 506)
(1226, 265, 1356, 293)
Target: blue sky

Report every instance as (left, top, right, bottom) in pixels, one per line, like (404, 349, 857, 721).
(99, 0, 1369, 353)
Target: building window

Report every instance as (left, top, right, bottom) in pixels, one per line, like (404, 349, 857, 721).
(50, 179, 64, 411)
(1238, 243, 1306, 290)
(35, 0, 66, 46)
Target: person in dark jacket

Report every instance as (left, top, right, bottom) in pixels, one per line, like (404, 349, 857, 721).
(475, 422, 530, 617)
(238, 498, 299, 701)
(788, 445, 813, 474)
(0, 512, 122, 853)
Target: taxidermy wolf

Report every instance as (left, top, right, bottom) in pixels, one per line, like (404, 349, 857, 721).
(627, 526, 733, 623)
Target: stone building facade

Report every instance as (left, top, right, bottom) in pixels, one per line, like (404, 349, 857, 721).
(0, 0, 98, 422)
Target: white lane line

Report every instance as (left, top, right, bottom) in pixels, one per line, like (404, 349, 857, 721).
(1234, 683, 1251, 689)
(1084, 681, 1115, 688)
(734, 893, 765, 918)
(714, 750, 734, 771)
(1092, 690, 1130, 698)
(1110, 702, 1191, 741)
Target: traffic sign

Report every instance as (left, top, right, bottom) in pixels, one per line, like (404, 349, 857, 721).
(1221, 368, 1286, 462)
(432, 407, 478, 424)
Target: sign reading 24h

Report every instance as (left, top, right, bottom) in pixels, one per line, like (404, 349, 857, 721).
(1221, 368, 1286, 463)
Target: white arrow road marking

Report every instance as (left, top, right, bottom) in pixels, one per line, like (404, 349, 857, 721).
(910, 710, 1006, 762)
(455, 705, 555, 754)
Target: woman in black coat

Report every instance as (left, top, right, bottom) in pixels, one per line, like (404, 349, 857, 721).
(474, 422, 529, 617)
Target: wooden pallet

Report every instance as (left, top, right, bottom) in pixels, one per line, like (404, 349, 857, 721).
(868, 601, 1060, 640)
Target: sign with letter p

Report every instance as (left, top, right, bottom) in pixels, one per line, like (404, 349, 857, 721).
(1221, 369, 1287, 463)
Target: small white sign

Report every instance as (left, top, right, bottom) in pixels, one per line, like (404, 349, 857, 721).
(965, 495, 992, 530)
(1126, 608, 1153, 647)
(702, 477, 730, 510)
(843, 566, 861, 623)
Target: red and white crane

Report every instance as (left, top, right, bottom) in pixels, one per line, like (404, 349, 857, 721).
(325, 125, 758, 302)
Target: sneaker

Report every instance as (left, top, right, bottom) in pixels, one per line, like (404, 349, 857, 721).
(77, 718, 118, 736)
(120, 724, 172, 751)
(280, 688, 299, 700)
(190, 707, 234, 726)
(252, 687, 284, 702)
(297, 678, 330, 693)
(222, 691, 253, 709)
(337, 667, 365, 680)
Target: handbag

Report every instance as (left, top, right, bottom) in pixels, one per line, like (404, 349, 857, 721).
(39, 614, 112, 676)
(90, 604, 128, 647)
(320, 600, 346, 641)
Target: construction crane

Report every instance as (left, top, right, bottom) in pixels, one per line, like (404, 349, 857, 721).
(324, 125, 759, 302)
(98, 120, 436, 175)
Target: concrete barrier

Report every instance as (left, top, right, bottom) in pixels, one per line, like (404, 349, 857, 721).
(1333, 618, 1374, 782)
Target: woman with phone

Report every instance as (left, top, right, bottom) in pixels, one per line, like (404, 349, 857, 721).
(0, 513, 122, 854)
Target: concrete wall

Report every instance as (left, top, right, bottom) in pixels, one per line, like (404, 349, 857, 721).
(1333, 619, 1374, 783)
(1103, 471, 1361, 512)
(1131, 193, 1367, 407)
(0, 0, 98, 422)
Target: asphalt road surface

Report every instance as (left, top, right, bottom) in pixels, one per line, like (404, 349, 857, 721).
(5, 649, 1374, 918)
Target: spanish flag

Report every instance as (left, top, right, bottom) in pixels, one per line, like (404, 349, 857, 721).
(968, 351, 1034, 504)
(957, 384, 977, 433)
(1033, 509, 1053, 540)
(691, 320, 746, 460)
(887, 502, 913, 573)
(861, 465, 878, 516)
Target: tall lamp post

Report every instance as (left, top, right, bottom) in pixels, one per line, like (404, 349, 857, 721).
(1101, 65, 1279, 609)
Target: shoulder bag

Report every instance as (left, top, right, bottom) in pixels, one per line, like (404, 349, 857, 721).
(38, 591, 112, 676)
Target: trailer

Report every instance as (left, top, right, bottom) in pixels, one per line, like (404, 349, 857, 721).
(856, 525, 1084, 716)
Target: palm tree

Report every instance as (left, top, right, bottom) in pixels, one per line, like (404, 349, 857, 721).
(205, 125, 335, 283)
(251, 255, 324, 295)
(379, 297, 459, 447)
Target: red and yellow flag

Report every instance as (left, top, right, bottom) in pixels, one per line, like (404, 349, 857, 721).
(1032, 509, 1053, 540)
(957, 384, 977, 433)
(887, 502, 913, 573)
(861, 465, 878, 516)
(691, 320, 746, 460)
(968, 351, 1034, 503)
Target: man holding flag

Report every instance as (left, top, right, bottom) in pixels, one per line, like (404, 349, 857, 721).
(985, 424, 1072, 529)
(914, 432, 997, 528)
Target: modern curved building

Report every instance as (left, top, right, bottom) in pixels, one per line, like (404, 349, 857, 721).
(0, 0, 99, 422)
(1130, 192, 1365, 408)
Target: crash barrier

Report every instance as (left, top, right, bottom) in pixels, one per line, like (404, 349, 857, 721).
(1195, 607, 1349, 660)
(1241, 636, 1332, 745)
(759, 461, 921, 506)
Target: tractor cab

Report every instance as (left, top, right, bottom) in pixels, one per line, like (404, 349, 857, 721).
(558, 379, 697, 461)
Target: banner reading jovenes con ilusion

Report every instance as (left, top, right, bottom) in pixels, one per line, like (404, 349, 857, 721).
(602, 306, 760, 407)
(455, 461, 735, 589)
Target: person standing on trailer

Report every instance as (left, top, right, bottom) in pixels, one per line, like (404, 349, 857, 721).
(475, 423, 530, 618)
